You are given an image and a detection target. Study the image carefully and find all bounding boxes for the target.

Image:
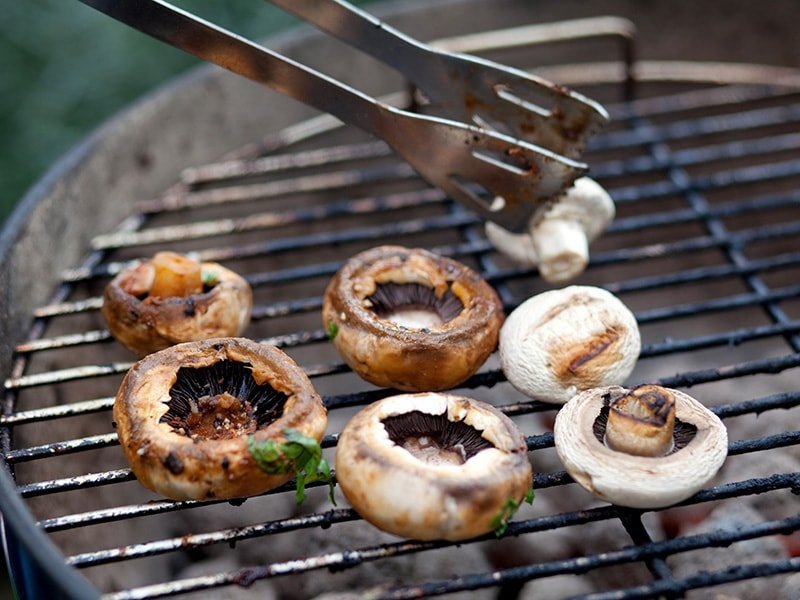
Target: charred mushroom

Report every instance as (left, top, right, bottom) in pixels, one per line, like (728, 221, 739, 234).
(322, 246, 504, 391)
(114, 337, 327, 501)
(554, 385, 728, 508)
(335, 392, 533, 541)
(103, 251, 252, 356)
(486, 178, 615, 284)
(499, 285, 640, 404)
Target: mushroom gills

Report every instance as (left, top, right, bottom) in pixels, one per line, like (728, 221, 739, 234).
(161, 360, 288, 440)
(381, 410, 494, 466)
(367, 283, 463, 329)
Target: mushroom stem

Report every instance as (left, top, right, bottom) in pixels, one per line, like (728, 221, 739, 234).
(530, 218, 589, 284)
(604, 385, 676, 457)
(149, 252, 203, 299)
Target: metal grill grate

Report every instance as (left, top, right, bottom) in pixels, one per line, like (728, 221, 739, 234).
(3, 14, 800, 600)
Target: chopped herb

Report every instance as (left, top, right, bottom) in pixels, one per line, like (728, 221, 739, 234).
(492, 486, 535, 537)
(201, 269, 218, 287)
(327, 321, 339, 340)
(248, 429, 335, 505)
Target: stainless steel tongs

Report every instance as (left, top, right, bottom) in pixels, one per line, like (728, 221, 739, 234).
(79, 0, 609, 232)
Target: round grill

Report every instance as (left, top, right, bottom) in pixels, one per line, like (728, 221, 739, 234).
(2, 1, 800, 598)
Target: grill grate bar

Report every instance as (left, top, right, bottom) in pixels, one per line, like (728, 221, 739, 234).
(592, 131, 800, 180)
(179, 140, 392, 186)
(95, 180, 439, 250)
(619, 514, 678, 593)
(97, 507, 800, 600)
(19, 469, 135, 498)
(0, 397, 114, 426)
(5, 433, 118, 465)
(23, 213, 800, 328)
(133, 162, 417, 216)
(577, 557, 800, 600)
(593, 102, 800, 152)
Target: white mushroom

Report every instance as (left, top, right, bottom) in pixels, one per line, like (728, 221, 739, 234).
(499, 285, 641, 404)
(485, 177, 615, 283)
(554, 385, 728, 509)
(334, 392, 533, 541)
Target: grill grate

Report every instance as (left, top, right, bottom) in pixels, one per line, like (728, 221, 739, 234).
(3, 15, 800, 600)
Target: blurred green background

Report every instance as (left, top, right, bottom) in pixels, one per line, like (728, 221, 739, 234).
(0, 0, 311, 226)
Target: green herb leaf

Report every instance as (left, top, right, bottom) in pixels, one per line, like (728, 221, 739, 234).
(327, 321, 339, 340)
(201, 269, 218, 287)
(525, 486, 535, 505)
(491, 497, 520, 537)
(248, 429, 336, 505)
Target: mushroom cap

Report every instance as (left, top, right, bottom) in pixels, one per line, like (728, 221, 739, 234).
(113, 337, 327, 501)
(554, 385, 728, 509)
(543, 177, 615, 241)
(103, 258, 252, 356)
(322, 246, 504, 391)
(335, 392, 532, 541)
(499, 285, 641, 404)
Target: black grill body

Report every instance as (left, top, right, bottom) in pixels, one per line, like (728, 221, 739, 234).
(2, 1, 800, 598)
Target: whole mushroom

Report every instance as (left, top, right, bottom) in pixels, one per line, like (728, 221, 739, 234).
(554, 384, 728, 508)
(114, 337, 327, 501)
(499, 285, 641, 404)
(103, 251, 252, 356)
(322, 246, 504, 391)
(486, 177, 614, 283)
(335, 392, 533, 541)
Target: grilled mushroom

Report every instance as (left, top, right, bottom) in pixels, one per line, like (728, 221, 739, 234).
(335, 392, 533, 541)
(499, 285, 641, 404)
(554, 385, 728, 508)
(322, 246, 504, 391)
(114, 337, 327, 501)
(103, 251, 252, 356)
(486, 178, 615, 283)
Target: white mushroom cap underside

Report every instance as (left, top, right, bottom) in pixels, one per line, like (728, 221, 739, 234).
(499, 286, 641, 404)
(335, 393, 531, 540)
(554, 386, 728, 509)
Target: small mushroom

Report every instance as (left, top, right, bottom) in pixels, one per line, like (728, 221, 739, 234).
(322, 246, 504, 391)
(335, 392, 533, 541)
(554, 385, 728, 508)
(485, 177, 615, 284)
(114, 337, 327, 500)
(103, 251, 252, 356)
(499, 285, 640, 404)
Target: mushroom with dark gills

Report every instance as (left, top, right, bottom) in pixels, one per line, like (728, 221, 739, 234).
(335, 393, 533, 541)
(322, 246, 504, 391)
(103, 251, 252, 356)
(113, 337, 327, 501)
(553, 385, 728, 508)
(499, 285, 641, 404)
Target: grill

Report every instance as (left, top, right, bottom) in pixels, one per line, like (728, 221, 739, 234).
(2, 0, 800, 598)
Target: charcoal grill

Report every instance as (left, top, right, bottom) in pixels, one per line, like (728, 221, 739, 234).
(2, 0, 800, 598)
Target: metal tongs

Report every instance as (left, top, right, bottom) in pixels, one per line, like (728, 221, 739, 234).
(79, 0, 609, 231)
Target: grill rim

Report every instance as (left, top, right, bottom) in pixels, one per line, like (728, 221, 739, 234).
(3, 2, 800, 599)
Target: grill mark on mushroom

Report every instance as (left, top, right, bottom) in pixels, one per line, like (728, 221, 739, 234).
(381, 410, 494, 465)
(366, 282, 464, 325)
(161, 360, 288, 439)
(592, 404, 698, 455)
(566, 327, 621, 373)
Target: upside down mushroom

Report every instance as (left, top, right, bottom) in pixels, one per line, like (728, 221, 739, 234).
(486, 177, 615, 284)
(335, 393, 533, 541)
(499, 285, 641, 404)
(322, 246, 504, 391)
(554, 385, 728, 508)
(103, 251, 252, 356)
(113, 337, 328, 501)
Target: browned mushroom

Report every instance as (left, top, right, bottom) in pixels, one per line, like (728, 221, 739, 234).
(322, 246, 504, 391)
(335, 392, 533, 541)
(113, 337, 327, 501)
(103, 251, 252, 356)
